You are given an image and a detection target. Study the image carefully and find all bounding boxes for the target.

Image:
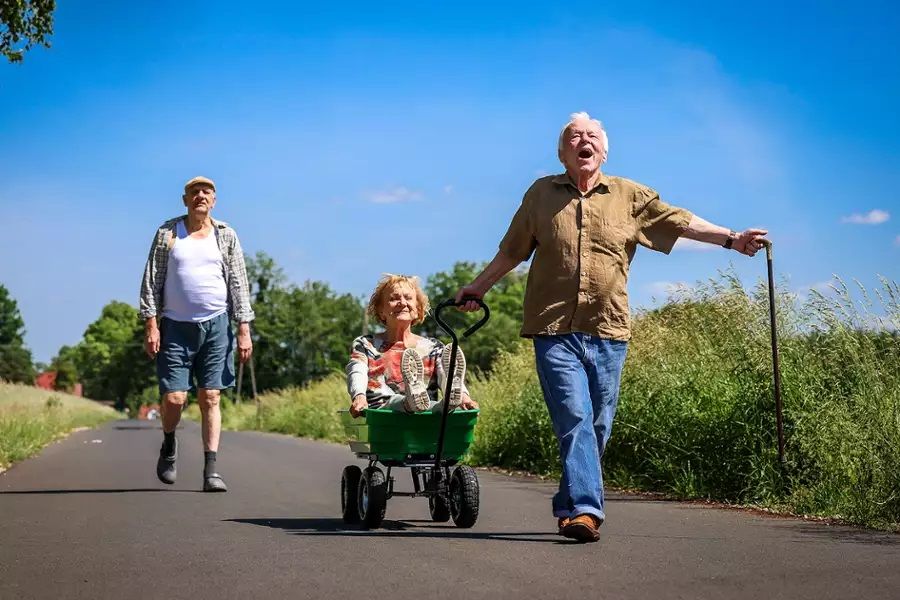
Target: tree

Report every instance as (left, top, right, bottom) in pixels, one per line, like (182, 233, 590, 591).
(421, 261, 528, 374)
(245, 253, 364, 391)
(252, 281, 364, 391)
(1, 0, 55, 63)
(0, 283, 35, 383)
(73, 301, 155, 407)
(50, 344, 79, 392)
(246, 251, 287, 306)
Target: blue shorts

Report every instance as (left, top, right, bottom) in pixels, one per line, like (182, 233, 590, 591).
(156, 312, 236, 394)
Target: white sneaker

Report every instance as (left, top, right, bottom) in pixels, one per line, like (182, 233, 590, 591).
(400, 347, 430, 413)
(440, 345, 466, 410)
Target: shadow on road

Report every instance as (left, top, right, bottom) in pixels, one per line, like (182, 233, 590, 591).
(774, 522, 900, 546)
(226, 517, 569, 544)
(0, 488, 202, 495)
(112, 424, 185, 430)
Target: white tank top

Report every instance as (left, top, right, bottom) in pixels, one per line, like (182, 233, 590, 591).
(162, 220, 228, 322)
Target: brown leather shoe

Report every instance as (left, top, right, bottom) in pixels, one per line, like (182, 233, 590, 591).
(557, 517, 570, 535)
(562, 514, 601, 542)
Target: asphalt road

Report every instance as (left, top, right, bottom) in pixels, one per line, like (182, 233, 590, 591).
(2, 420, 899, 600)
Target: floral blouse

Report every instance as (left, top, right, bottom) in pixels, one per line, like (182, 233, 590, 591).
(346, 334, 468, 408)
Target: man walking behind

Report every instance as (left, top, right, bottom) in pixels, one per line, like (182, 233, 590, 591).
(456, 113, 767, 542)
(140, 177, 254, 492)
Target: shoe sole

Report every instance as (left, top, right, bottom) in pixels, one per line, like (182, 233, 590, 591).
(440, 345, 466, 409)
(562, 523, 601, 543)
(401, 348, 430, 412)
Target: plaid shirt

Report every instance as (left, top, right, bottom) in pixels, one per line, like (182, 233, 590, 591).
(139, 215, 255, 323)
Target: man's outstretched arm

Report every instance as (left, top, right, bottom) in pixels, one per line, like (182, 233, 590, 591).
(681, 215, 768, 257)
(454, 251, 523, 312)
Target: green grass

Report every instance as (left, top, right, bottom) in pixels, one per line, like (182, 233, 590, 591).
(214, 272, 900, 530)
(0, 383, 120, 469)
(185, 373, 347, 443)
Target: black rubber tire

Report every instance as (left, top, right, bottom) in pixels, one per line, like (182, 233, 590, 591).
(341, 465, 362, 524)
(357, 466, 387, 529)
(449, 465, 479, 528)
(429, 494, 451, 522)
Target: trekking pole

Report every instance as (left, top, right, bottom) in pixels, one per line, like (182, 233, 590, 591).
(236, 362, 244, 404)
(249, 356, 260, 429)
(761, 240, 785, 467)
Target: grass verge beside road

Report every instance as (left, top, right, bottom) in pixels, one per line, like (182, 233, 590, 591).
(0, 383, 119, 470)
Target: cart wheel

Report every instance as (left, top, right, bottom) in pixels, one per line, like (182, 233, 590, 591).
(449, 465, 479, 528)
(429, 494, 451, 522)
(341, 465, 362, 524)
(358, 466, 387, 529)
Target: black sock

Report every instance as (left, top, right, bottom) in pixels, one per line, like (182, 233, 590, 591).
(163, 431, 175, 454)
(204, 451, 217, 476)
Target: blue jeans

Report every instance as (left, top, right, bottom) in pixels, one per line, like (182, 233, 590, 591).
(533, 333, 628, 523)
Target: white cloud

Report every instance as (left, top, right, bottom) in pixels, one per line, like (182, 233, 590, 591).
(807, 280, 836, 294)
(365, 186, 423, 204)
(646, 281, 692, 298)
(793, 277, 840, 302)
(673, 238, 717, 252)
(797, 279, 836, 295)
(442, 185, 454, 195)
(840, 209, 890, 225)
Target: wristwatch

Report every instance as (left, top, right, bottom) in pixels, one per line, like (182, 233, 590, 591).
(723, 230, 737, 249)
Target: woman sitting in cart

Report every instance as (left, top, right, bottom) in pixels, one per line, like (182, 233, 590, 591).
(347, 274, 478, 418)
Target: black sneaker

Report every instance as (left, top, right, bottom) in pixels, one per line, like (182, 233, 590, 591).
(203, 473, 228, 492)
(156, 438, 177, 485)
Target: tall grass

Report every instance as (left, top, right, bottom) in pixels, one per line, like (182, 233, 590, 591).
(186, 373, 347, 443)
(469, 272, 900, 529)
(222, 273, 900, 529)
(0, 383, 119, 469)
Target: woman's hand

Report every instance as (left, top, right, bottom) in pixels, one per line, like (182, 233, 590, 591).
(350, 394, 368, 418)
(460, 393, 479, 410)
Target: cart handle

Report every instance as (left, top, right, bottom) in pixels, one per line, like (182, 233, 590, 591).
(433, 297, 491, 341)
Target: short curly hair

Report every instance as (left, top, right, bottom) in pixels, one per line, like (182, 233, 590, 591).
(366, 274, 431, 326)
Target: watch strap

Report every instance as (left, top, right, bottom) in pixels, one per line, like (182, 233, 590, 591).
(723, 230, 737, 249)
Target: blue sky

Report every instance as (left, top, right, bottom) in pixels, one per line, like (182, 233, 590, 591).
(1, 0, 898, 363)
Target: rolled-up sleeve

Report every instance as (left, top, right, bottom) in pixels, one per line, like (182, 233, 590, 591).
(227, 231, 255, 323)
(139, 230, 164, 319)
(498, 192, 536, 262)
(633, 186, 693, 254)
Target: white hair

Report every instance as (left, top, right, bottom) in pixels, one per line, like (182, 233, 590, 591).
(557, 111, 609, 163)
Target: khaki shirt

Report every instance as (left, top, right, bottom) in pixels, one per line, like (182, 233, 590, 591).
(499, 173, 692, 340)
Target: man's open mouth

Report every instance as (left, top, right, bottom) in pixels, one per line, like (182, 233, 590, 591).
(578, 149, 593, 159)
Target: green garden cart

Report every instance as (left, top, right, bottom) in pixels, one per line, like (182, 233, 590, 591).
(338, 298, 489, 530)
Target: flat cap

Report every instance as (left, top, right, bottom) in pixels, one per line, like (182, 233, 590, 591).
(184, 176, 216, 192)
